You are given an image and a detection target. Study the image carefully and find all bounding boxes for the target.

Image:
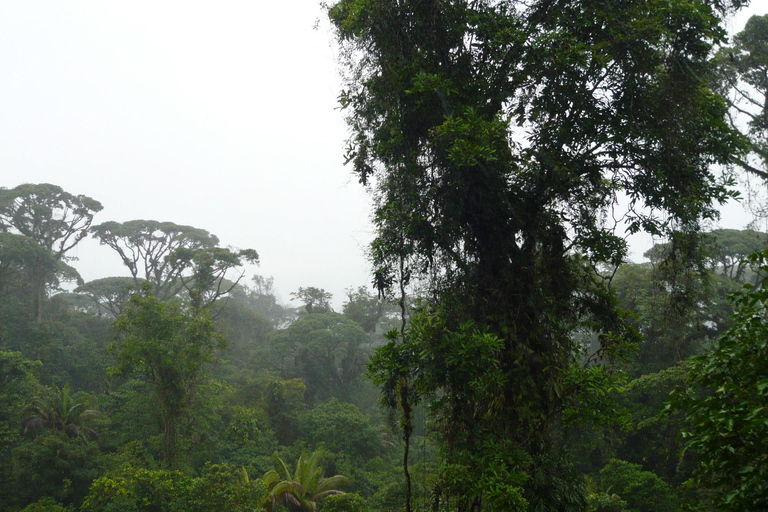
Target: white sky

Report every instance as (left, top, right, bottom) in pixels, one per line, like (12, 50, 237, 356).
(0, 2, 764, 308)
(0, 1, 372, 308)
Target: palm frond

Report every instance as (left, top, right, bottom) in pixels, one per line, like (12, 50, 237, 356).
(294, 453, 306, 483)
(272, 454, 293, 481)
(284, 493, 302, 510)
(315, 475, 350, 494)
(312, 489, 346, 502)
(271, 480, 306, 498)
(238, 466, 250, 485)
(22, 383, 100, 440)
(304, 451, 323, 492)
(262, 469, 281, 488)
(21, 416, 51, 433)
(262, 449, 350, 512)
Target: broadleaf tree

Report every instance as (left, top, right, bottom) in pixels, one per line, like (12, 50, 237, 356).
(328, 0, 747, 509)
(291, 286, 333, 315)
(170, 246, 260, 310)
(110, 284, 225, 468)
(74, 276, 140, 318)
(90, 220, 219, 300)
(670, 248, 768, 511)
(717, 14, 768, 181)
(0, 184, 103, 321)
(267, 312, 368, 406)
(91, 219, 258, 307)
(708, 228, 768, 283)
(0, 233, 57, 299)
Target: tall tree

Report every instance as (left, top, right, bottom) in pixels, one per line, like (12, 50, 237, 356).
(91, 220, 217, 299)
(329, 0, 746, 508)
(268, 312, 368, 406)
(111, 285, 224, 467)
(291, 287, 333, 315)
(342, 286, 384, 334)
(74, 277, 139, 318)
(170, 246, 259, 309)
(91, 220, 257, 305)
(670, 248, 768, 511)
(247, 274, 292, 327)
(709, 228, 768, 282)
(0, 233, 56, 300)
(0, 184, 102, 321)
(717, 14, 768, 180)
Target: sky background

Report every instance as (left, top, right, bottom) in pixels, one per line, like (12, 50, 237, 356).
(0, 2, 764, 309)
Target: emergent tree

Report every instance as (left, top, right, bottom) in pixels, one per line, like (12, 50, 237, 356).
(0, 183, 103, 321)
(717, 14, 768, 180)
(90, 220, 219, 299)
(91, 220, 257, 306)
(329, 0, 747, 509)
(111, 285, 225, 468)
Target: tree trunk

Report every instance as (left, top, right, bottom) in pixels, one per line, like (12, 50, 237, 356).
(31, 264, 45, 322)
(401, 380, 413, 512)
(163, 413, 179, 469)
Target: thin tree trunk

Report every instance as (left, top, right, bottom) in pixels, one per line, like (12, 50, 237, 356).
(404, 421, 412, 512)
(162, 408, 180, 469)
(401, 380, 413, 512)
(398, 252, 413, 512)
(32, 266, 45, 322)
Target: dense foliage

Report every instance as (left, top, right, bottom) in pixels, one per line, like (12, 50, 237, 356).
(671, 249, 768, 510)
(329, 0, 752, 509)
(0, 3, 767, 511)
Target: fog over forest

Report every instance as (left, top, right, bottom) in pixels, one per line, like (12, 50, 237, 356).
(1, 2, 768, 512)
(0, 3, 762, 305)
(1, 1, 373, 310)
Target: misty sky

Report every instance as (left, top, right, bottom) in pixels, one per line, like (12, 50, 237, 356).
(0, 2, 764, 309)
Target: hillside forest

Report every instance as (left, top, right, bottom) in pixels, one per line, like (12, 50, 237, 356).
(2, 1, 768, 512)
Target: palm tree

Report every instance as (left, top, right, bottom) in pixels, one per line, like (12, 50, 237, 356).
(22, 383, 100, 441)
(262, 451, 349, 512)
